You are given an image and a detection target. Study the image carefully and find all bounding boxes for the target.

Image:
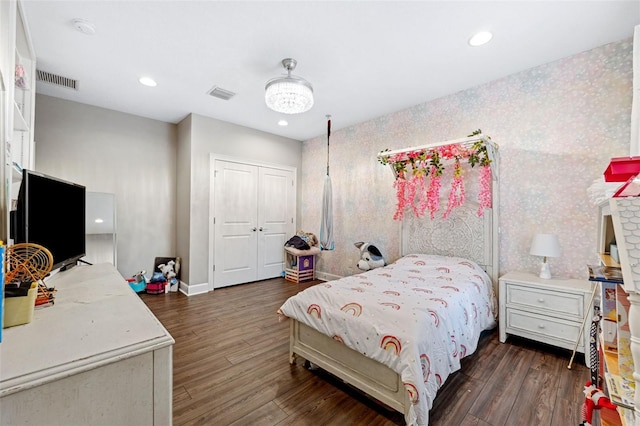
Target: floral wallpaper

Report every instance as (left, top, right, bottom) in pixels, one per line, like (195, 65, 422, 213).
(300, 38, 633, 281)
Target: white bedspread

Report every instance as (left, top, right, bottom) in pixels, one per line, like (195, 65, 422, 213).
(278, 254, 497, 426)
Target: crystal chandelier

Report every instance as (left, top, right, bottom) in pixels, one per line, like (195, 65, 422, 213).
(265, 58, 314, 114)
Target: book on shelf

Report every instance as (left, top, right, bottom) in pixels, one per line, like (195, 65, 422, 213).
(604, 372, 635, 409)
(587, 264, 623, 283)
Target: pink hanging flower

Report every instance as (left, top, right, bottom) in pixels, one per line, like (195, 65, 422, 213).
(426, 166, 441, 219)
(477, 165, 492, 217)
(443, 160, 465, 219)
(411, 174, 427, 217)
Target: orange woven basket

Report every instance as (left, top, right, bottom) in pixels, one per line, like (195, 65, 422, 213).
(4, 243, 53, 285)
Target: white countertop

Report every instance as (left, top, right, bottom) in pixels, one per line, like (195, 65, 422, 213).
(0, 263, 174, 396)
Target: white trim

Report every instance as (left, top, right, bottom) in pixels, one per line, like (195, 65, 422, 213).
(179, 281, 208, 296)
(315, 271, 342, 281)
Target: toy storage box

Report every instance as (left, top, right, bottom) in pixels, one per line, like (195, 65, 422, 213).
(284, 246, 320, 283)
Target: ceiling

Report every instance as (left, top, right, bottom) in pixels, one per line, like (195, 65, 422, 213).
(21, 1, 640, 141)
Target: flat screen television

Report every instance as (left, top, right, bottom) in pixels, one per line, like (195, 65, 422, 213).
(12, 169, 86, 271)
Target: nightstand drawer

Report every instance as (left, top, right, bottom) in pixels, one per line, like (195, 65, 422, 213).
(505, 285, 584, 320)
(505, 308, 582, 349)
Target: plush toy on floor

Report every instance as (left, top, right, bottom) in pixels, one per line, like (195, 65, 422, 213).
(580, 380, 617, 426)
(354, 242, 386, 271)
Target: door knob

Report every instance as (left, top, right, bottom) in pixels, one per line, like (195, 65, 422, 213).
(252, 227, 257, 232)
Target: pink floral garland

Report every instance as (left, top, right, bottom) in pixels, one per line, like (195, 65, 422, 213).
(443, 160, 465, 219)
(426, 167, 441, 219)
(477, 165, 492, 217)
(381, 138, 493, 221)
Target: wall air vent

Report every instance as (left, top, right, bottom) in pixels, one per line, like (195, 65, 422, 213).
(207, 86, 235, 100)
(36, 70, 78, 90)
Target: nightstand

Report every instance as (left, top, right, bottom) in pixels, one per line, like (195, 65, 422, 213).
(499, 271, 594, 367)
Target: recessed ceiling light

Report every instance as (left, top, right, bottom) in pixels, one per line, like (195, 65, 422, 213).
(278, 120, 288, 126)
(94, 218, 104, 224)
(139, 77, 157, 87)
(469, 31, 493, 47)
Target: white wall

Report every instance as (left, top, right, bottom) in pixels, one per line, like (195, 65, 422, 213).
(34, 94, 177, 278)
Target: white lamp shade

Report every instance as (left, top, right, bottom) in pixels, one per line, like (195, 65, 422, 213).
(530, 233, 561, 258)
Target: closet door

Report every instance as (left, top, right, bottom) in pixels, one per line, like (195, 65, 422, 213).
(214, 161, 259, 287)
(213, 160, 295, 288)
(257, 167, 294, 280)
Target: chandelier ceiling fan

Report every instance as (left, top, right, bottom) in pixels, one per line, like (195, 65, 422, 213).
(265, 58, 314, 114)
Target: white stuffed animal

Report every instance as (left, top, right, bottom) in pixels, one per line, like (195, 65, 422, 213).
(354, 242, 386, 271)
(158, 260, 177, 280)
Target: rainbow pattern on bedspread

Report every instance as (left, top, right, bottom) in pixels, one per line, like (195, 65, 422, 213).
(278, 254, 497, 426)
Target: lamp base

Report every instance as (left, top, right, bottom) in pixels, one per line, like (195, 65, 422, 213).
(539, 262, 551, 279)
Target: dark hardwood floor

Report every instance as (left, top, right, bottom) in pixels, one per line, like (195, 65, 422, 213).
(140, 277, 590, 426)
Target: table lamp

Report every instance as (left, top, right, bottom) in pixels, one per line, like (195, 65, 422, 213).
(530, 233, 561, 279)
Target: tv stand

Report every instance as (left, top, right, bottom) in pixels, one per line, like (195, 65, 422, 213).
(0, 263, 174, 424)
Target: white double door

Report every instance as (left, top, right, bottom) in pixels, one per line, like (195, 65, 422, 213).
(213, 160, 295, 288)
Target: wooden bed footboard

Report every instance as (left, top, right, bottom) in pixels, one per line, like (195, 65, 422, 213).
(289, 319, 411, 419)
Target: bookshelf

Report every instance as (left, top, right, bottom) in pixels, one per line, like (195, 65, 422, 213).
(597, 198, 639, 424)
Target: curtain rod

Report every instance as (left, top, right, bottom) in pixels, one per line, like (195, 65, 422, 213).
(376, 134, 493, 159)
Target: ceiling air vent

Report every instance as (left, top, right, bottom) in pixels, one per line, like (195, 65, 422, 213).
(207, 86, 235, 101)
(36, 70, 78, 90)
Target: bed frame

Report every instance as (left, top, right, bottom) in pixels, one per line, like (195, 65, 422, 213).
(288, 200, 499, 422)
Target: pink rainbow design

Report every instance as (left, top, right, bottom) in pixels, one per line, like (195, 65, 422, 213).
(420, 354, 431, 382)
(307, 304, 321, 318)
(379, 302, 401, 310)
(460, 344, 467, 358)
(323, 284, 332, 288)
(428, 310, 440, 326)
(459, 261, 475, 269)
(408, 275, 426, 281)
(404, 382, 419, 404)
(341, 302, 363, 317)
(332, 335, 344, 344)
(351, 287, 365, 292)
(383, 290, 400, 296)
(436, 266, 450, 273)
(436, 276, 453, 281)
(441, 285, 460, 292)
(406, 254, 419, 258)
(435, 374, 443, 387)
(412, 288, 433, 294)
(359, 281, 373, 286)
(414, 260, 426, 266)
(472, 303, 478, 319)
(472, 281, 482, 292)
(429, 297, 448, 307)
(379, 273, 392, 277)
(463, 308, 469, 325)
(409, 269, 421, 273)
(380, 335, 402, 355)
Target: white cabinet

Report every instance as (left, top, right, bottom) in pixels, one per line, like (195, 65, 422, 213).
(499, 271, 593, 367)
(0, 0, 35, 243)
(0, 263, 174, 425)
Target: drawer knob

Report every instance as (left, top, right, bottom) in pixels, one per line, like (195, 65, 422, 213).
(537, 298, 545, 303)
(538, 324, 545, 329)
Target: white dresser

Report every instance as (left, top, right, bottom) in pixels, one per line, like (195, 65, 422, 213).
(0, 263, 174, 425)
(499, 271, 594, 367)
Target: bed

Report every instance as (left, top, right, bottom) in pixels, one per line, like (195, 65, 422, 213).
(278, 135, 499, 426)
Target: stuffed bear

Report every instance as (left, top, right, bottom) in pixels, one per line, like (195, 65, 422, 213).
(354, 242, 386, 271)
